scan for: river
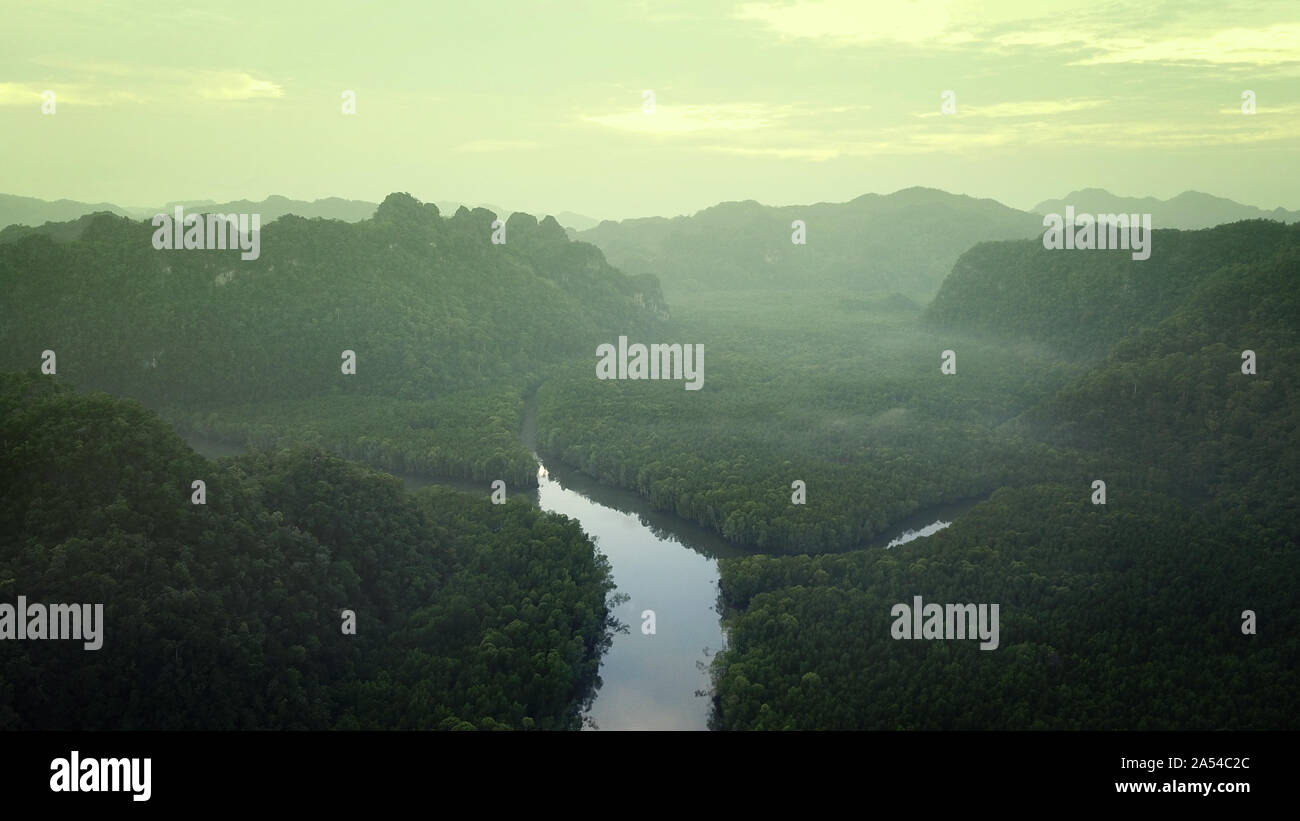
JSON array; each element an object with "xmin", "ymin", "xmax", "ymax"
[{"xmin": 183, "ymin": 418, "xmax": 974, "ymax": 730}]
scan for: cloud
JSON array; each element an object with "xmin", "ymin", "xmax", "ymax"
[
  {"xmin": 693, "ymin": 110, "xmax": 1300, "ymax": 164},
  {"xmin": 457, "ymin": 139, "xmax": 541, "ymax": 152},
  {"xmin": 735, "ymin": 0, "xmax": 1300, "ymax": 69},
  {"xmin": 1217, "ymin": 101, "xmax": 1300, "ymax": 115},
  {"xmin": 1072, "ymin": 23, "xmax": 1300, "ymax": 66},
  {"xmin": 915, "ymin": 99, "xmax": 1108, "ymax": 119},
  {"xmin": 0, "ymin": 83, "xmax": 53, "ymax": 106},
  {"xmin": 0, "ymin": 81, "xmax": 143, "ymax": 106},
  {"xmin": 700, "ymin": 144, "xmax": 842, "ymax": 160},
  {"xmin": 734, "ymin": 0, "xmax": 958, "ymax": 46},
  {"xmin": 0, "ymin": 69, "xmax": 284, "ymax": 106},
  {"xmin": 582, "ymin": 103, "xmax": 780, "ymax": 134},
  {"xmin": 194, "ymin": 72, "xmax": 284, "ymax": 101}
]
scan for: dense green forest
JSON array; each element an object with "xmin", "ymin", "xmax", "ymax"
[
  {"xmin": 712, "ymin": 485, "xmax": 1298, "ymax": 730},
  {"xmin": 576, "ymin": 187, "xmax": 1041, "ymax": 300},
  {"xmin": 927, "ymin": 220, "xmax": 1297, "ymax": 356},
  {"xmin": 1017, "ymin": 235, "xmax": 1300, "ymax": 540},
  {"xmin": 708, "ymin": 220, "xmax": 1299, "ymax": 728},
  {"xmin": 176, "ymin": 387, "xmax": 540, "ymax": 488},
  {"xmin": 0, "ymin": 193, "xmax": 664, "ymax": 483},
  {"xmin": 6, "ymin": 0, "xmax": 1296, "ymax": 743},
  {"xmin": 0, "ymin": 372, "xmax": 617, "ymax": 729},
  {"xmin": 535, "ymin": 289, "xmax": 1092, "ymax": 553},
  {"xmin": 928, "ymin": 220, "xmax": 1300, "ymax": 535},
  {"xmin": 3, "ymin": 193, "xmax": 1295, "ymax": 732},
  {"xmin": 535, "ymin": 221, "xmax": 1295, "ymax": 557}
]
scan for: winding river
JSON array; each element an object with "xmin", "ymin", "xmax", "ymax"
[{"xmin": 183, "ymin": 406, "xmax": 974, "ymax": 731}]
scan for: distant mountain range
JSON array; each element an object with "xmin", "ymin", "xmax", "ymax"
[
  {"xmin": 0, "ymin": 193, "xmax": 601, "ymax": 237},
  {"xmin": 0, "ymin": 194, "xmax": 144, "ymax": 227},
  {"xmin": 157, "ymin": 195, "xmax": 380, "ymax": 223},
  {"xmin": 573, "ymin": 187, "xmax": 1300, "ymax": 298},
  {"xmin": 574, "ymin": 186, "xmax": 1044, "ymax": 299},
  {"xmin": 6, "ymin": 188, "xmax": 1296, "ymax": 291},
  {"xmin": 1033, "ymin": 188, "xmax": 1300, "ymax": 229}
]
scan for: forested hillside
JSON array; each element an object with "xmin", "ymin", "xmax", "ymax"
[
  {"xmin": 5, "ymin": 195, "xmax": 1294, "ymax": 733},
  {"xmin": 0, "ymin": 192, "xmax": 662, "ymax": 404},
  {"xmin": 0, "ymin": 192, "xmax": 665, "ymax": 483},
  {"xmin": 710, "ymin": 220, "xmax": 1300, "ymax": 729},
  {"xmin": 1018, "ymin": 232, "xmax": 1300, "ymax": 539},
  {"xmin": 712, "ymin": 485, "xmax": 1299, "ymax": 730},
  {"xmin": 0, "ymin": 373, "xmax": 617, "ymax": 729},
  {"xmin": 0, "ymin": 197, "xmax": 382, "ymax": 245},
  {"xmin": 929, "ymin": 219, "xmax": 1299, "ymax": 531},
  {"xmin": 577, "ymin": 187, "xmax": 1042, "ymax": 300},
  {"xmin": 0, "ymin": 211, "xmax": 123, "ymax": 245},
  {"xmin": 927, "ymin": 220, "xmax": 1297, "ymax": 356}
]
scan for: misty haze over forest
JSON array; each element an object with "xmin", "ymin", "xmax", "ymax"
[{"xmin": 1, "ymin": 1, "xmax": 1296, "ymax": 755}]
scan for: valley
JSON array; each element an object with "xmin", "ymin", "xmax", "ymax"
[{"xmin": 1, "ymin": 194, "xmax": 1296, "ymax": 732}]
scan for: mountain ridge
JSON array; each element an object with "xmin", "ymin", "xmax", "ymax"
[
  {"xmin": 0, "ymin": 193, "xmax": 601, "ymax": 237},
  {"xmin": 1033, "ymin": 188, "xmax": 1300, "ymax": 228},
  {"xmin": 574, "ymin": 187, "xmax": 1045, "ymax": 299}
]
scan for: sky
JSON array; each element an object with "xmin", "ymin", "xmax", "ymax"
[{"xmin": 1, "ymin": 0, "xmax": 1298, "ymax": 220}]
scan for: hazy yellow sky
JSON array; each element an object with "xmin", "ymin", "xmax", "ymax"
[{"xmin": 2, "ymin": 0, "xmax": 1298, "ymax": 219}]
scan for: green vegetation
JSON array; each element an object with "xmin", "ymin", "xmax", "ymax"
[
  {"xmin": 0, "ymin": 193, "xmax": 664, "ymax": 483},
  {"xmin": 927, "ymin": 221, "xmax": 1295, "ymax": 356},
  {"xmin": 3, "ymin": 190, "xmax": 1295, "ymax": 732},
  {"xmin": 929, "ymin": 220, "xmax": 1300, "ymax": 536},
  {"xmin": 1018, "ymin": 232, "xmax": 1300, "ymax": 540},
  {"xmin": 709, "ymin": 220, "xmax": 1300, "ymax": 729},
  {"xmin": 713, "ymin": 485, "xmax": 1298, "ymax": 730},
  {"xmin": 172, "ymin": 386, "xmax": 538, "ymax": 488},
  {"xmin": 536, "ymin": 289, "xmax": 1088, "ymax": 553},
  {"xmin": 0, "ymin": 373, "xmax": 617, "ymax": 729}
]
